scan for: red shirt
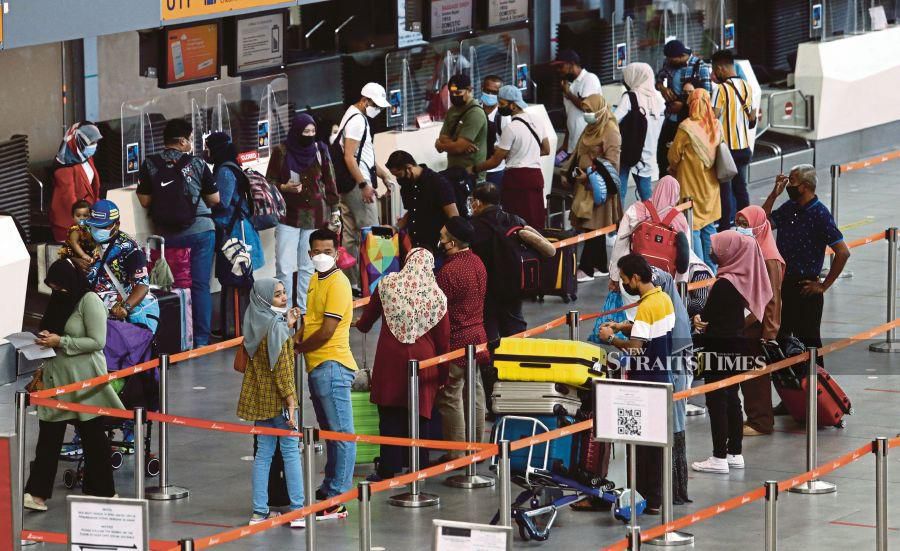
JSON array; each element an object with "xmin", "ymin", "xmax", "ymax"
[{"xmin": 436, "ymin": 249, "xmax": 490, "ymax": 365}]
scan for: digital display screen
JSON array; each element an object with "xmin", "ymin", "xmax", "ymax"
[{"xmin": 162, "ymin": 22, "xmax": 220, "ymax": 87}]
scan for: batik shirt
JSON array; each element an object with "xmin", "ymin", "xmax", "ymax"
[{"xmin": 85, "ymin": 230, "xmax": 150, "ymax": 310}]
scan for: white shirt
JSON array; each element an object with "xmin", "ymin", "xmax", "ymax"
[
  {"xmin": 332, "ymin": 105, "xmax": 375, "ymax": 180},
  {"xmin": 563, "ymin": 68, "xmax": 603, "ymax": 153},
  {"xmin": 486, "ymin": 108, "xmax": 510, "ymax": 173},
  {"xmin": 496, "ymin": 112, "xmax": 547, "ymax": 169},
  {"xmin": 613, "ymin": 91, "xmax": 666, "ymax": 179},
  {"xmin": 80, "ymin": 160, "xmax": 95, "ymax": 184}
]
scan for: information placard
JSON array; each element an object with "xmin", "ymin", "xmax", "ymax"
[
  {"xmin": 67, "ymin": 496, "xmax": 148, "ymax": 551},
  {"xmin": 235, "ymin": 12, "xmax": 283, "ymax": 74},
  {"xmin": 429, "ymin": 0, "xmax": 474, "ymax": 38},
  {"xmin": 488, "ymin": 0, "xmax": 529, "ymax": 28},
  {"xmin": 593, "ymin": 379, "xmax": 672, "ymax": 447},
  {"xmin": 433, "ymin": 519, "xmax": 511, "ymax": 550}
]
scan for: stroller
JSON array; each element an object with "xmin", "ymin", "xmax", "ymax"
[{"xmin": 489, "ymin": 413, "xmax": 646, "ymax": 542}]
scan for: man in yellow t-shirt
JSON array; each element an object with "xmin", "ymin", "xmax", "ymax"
[{"xmin": 296, "ymin": 228, "xmax": 357, "ymax": 517}]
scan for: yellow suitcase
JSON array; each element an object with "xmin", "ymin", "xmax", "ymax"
[{"xmin": 493, "ymin": 338, "xmax": 606, "ymax": 388}]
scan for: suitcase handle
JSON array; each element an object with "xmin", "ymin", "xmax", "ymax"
[
  {"xmin": 146, "ymin": 234, "xmax": 166, "ymax": 258},
  {"xmin": 367, "ymin": 225, "xmax": 395, "ymax": 238}
]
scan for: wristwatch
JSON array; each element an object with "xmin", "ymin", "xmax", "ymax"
[
  {"xmin": 357, "ymin": 181, "xmax": 369, "ymax": 189},
  {"xmin": 122, "ymin": 302, "xmax": 134, "ymax": 314},
  {"xmin": 606, "ymin": 334, "xmax": 615, "ymax": 345}
]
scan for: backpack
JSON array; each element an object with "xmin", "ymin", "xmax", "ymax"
[
  {"xmin": 246, "ymin": 168, "xmax": 286, "ymax": 231},
  {"xmin": 619, "ymin": 92, "xmax": 648, "ymax": 169},
  {"xmin": 482, "ymin": 218, "xmax": 539, "ymax": 301},
  {"xmin": 146, "ymin": 154, "xmax": 201, "ymax": 233},
  {"xmin": 439, "ymin": 166, "xmax": 475, "ymax": 218},
  {"xmin": 330, "ymin": 112, "xmax": 368, "ymax": 194},
  {"xmin": 630, "ymin": 201, "xmax": 680, "ymax": 275}
]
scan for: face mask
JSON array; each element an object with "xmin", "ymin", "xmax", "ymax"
[
  {"xmin": 311, "ymin": 253, "xmax": 336, "ymax": 273},
  {"xmin": 622, "ymin": 281, "xmax": 639, "ymax": 297},
  {"xmin": 365, "ymin": 105, "xmax": 382, "ymax": 118},
  {"xmin": 565, "ymin": 72, "xmax": 578, "ymax": 83},
  {"xmin": 709, "ymin": 252, "xmax": 720, "ymax": 266},
  {"xmin": 270, "ymin": 305, "xmax": 288, "ymax": 315},
  {"xmin": 90, "ymin": 226, "xmax": 114, "ymax": 243},
  {"xmin": 450, "ymin": 94, "xmax": 467, "ymax": 108},
  {"xmin": 83, "ymin": 144, "xmax": 97, "ymax": 158},
  {"xmin": 77, "ymin": 219, "xmax": 87, "ymax": 227},
  {"xmin": 583, "ymin": 112, "xmax": 598, "ymax": 124},
  {"xmin": 498, "ymin": 106, "xmax": 514, "ymax": 117},
  {"xmin": 735, "ymin": 226, "xmax": 754, "ymax": 237},
  {"xmin": 786, "ymin": 185, "xmax": 802, "ymax": 201},
  {"xmin": 297, "ymin": 135, "xmax": 316, "ymax": 147},
  {"xmin": 481, "ymin": 93, "xmax": 498, "ymax": 107},
  {"xmin": 436, "ymin": 239, "xmax": 449, "ymax": 254}
]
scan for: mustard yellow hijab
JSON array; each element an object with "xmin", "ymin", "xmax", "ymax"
[{"xmin": 577, "ymin": 94, "xmax": 619, "ymax": 153}]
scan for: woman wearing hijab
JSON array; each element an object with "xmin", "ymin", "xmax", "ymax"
[
  {"xmin": 736, "ymin": 205, "xmax": 785, "ymax": 436},
  {"xmin": 235, "ymin": 278, "xmax": 306, "ymax": 527},
  {"xmin": 691, "ymin": 231, "xmax": 773, "ymax": 474},
  {"xmin": 266, "ymin": 114, "xmax": 340, "ymax": 311},
  {"xmin": 23, "ymin": 259, "xmax": 123, "ymax": 511},
  {"xmin": 608, "ymin": 175, "xmax": 691, "ymax": 291},
  {"xmin": 356, "ymin": 248, "xmax": 450, "ymax": 481},
  {"xmin": 49, "ymin": 122, "xmax": 103, "ymax": 242},
  {"xmin": 614, "ymin": 62, "xmax": 666, "ymax": 204},
  {"xmin": 565, "ymin": 93, "xmax": 624, "ymax": 282},
  {"xmin": 667, "ymin": 89, "xmax": 722, "ymax": 271}
]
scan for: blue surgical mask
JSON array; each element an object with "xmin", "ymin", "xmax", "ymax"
[
  {"xmin": 583, "ymin": 112, "xmax": 598, "ymax": 124},
  {"xmin": 481, "ymin": 93, "xmax": 498, "ymax": 107},
  {"xmin": 83, "ymin": 144, "xmax": 97, "ymax": 158},
  {"xmin": 77, "ymin": 219, "xmax": 87, "ymax": 227},
  {"xmin": 90, "ymin": 226, "xmax": 114, "ymax": 243},
  {"xmin": 735, "ymin": 226, "xmax": 754, "ymax": 237}
]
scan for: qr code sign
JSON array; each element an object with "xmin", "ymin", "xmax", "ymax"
[{"xmin": 617, "ymin": 407, "xmax": 643, "ymax": 437}]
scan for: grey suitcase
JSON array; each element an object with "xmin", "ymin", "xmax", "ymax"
[{"xmin": 491, "ymin": 382, "xmax": 583, "ymax": 416}]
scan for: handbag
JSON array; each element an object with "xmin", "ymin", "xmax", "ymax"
[
  {"xmin": 26, "ymin": 366, "xmax": 44, "ymax": 392},
  {"xmin": 233, "ymin": 346, "xmax": 248, "ymax": 374},
  {"xmin": 715, "ymin": 141, "xmax": 738, "ymax": 183}
]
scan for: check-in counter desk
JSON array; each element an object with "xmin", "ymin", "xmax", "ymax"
[{"xmin": 0, "ymin": 215, "xmax": 31, "ymax": 383}]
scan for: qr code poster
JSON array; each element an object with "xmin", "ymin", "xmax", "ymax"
[{"xmin": 594, "ymin": 380, "xmax": 672, "ymax": 446}]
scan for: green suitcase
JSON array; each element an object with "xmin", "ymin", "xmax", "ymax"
[{"xmin": 351, "ymin": 391, "xmax": 380, "ymax": 464}]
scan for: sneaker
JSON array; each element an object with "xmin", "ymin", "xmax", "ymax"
[
  {"xmin": 316, "ymin": 504, "xmax": 349, "ymax": 521},
  {"xmin": 24, "ymin": 493, "xmax": 47, "ymax": 512},
  {"xmin": 644, "ymin": 505, "xmax": 662, "ymax": 515},
  {"xmin": 289, "ymin": 517, "xmax": 306, "ymax": 529},
  {"xmin": 576, "ymin": 269, "xmax": 595, "ymax": 283},
  {"xmin": 726, "ymin": 454, "xmax": 745, "ymax": 469},
  {"xmin": 691, "ymin": 456, "xmax": 729, "ymax": 474},
  {"xmin": 743, "ymin": 425, "xmax": 768, "ymax": 437},
  {"xmin": 249, "ymin": 511, "xmax": 279, "ymax": 525},
  {"xmin": 59, "ymin": 443, "xmax": 83, "ymax": 457},
  {"xmin": 685, "ymin": 404, "xmax": 707, "ymax": 416},
  {"xmin": 315, "ymin": 488, "xmax": 328, "ymax": 501},
  {"xmin": 594, "ymin": 269, "xmax": 609, "ymax": 277}
]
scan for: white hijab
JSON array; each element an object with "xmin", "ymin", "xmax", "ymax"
[{"xmin": 623, "ymin": 62, "xmax": 665, "ymax": 117}]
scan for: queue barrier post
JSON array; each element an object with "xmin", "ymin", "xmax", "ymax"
[
  {"xmin": 567, "ymin": 310, "xmax": 580, "ymax": 341},
  {"xmin": 870, "ymin": 227, "xmax": 900, "ymax": 352},
  {"xmin": 303, "ymin": 426, "xmax": 318, "ymax": 550},
  {"xmin": 684, "ymin": 196, "xmax": 694, "ymax": 255},
  {"xmin": 445, "ymin": 345, "xmax": 494, "ymax": 489},
  {"xmin": 822, "ymin": 164, "xmax": 852, "ymax": 279},
  {"xmin": 389, "ymin": 360, "xmax": 439, "ymax": 507},
  {"xmin": 15, "ymin": 391, "xmax": 34, "ymax": 550},
  {"xmin": 497, "ymin": 439, "xmax": 512, "ymax": 546},
  {"xmin": 179, "ymin": 538, "xmax": 195, "ymax": 551},
  {"xmin": 627, "ymin": 444, "xmax": 641, "ymax": 549},
  {"xmin": 874, "ymin": 437, "xmax": 888, "ymax": 551},
  {"xmin": 765, "ymin": 480, "xmax": 778, "ymax": 551},
  {"xmin": 147, "ymin": 354, "xmax": 189, "ymax": 501},
  {"xmin": 358, "ymin": 481, "xmax": 372, "ymax": 551},
  {"xmin": 789, "ymin": 348, "xmax": 836, "ymax": 495},
  {"xmin": 133, "ymin": 407, "xmax": 146, "ymax": 500},
  {"xmin": 646, "ymin": 443, "xmax": 693, "ymax": 547},
  {"xmin": 628, "ymin": 527, "xmax": 642, "ymax": 550}
]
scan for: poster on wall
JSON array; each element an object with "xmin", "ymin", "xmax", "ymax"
[
  {"xmin": 389, "ymin": 89, "xmax": 403, "ymax": 118},
  {"xmin": 429, "ymin": 0, "xmax": 474, "ymax": 39},
  {"xmin": 126, "ymin": 143, "xmax": 140, "ymax": 174},
  {"xmin": 233, "ymin": 12, "xmax": 284, "ymax": 75},
  {"xmin": 257, "ymin": 120, "xmax": 270, "ymax": 150},
  {"xmin": 161, "ymin": 0, "xmax": 294, "ymax": 22},
  {"xmin": 615, "ymin": 43, "xmax": 627, "ymax": 70},
  {"xmin": 162, "ymin": 22, "xmax": 220, "ymax": 87},
  {"xmin": 723, "ymin": 22, "xmax": 735, "ymax": 49},
  {"xmin": 516, "ymin": 64, "xmax": 529, "ymax": 91},
  {"xmin": 811, "ymin": 4, "xmax": 823, "ymax": 30},
  {"xmin": 487, "ymin": 0, "xmax": 529, "ymax": 28}
]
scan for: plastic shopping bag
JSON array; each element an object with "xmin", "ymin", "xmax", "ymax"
[{"xmin": 588, "ymin": 291, "xmax": 629, "ymax": 344}]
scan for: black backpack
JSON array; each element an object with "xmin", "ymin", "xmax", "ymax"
[
  {"xmin": 146, "ymin": 154, "xmax": 201, "ymax": 233},
  {"xmin": 619, "ymin": 91, "xmax": 648, "ymax": 170},
  {"xmin": 329, "ymin": 112, "xmax": 367, "ymax": 194},
  {"xmin": 439, "ymin": 166, "xmax": 475, "ymax": 218},
  {"xmin": 480, "ymin": 216, "xmax": 538, "ymax": 302}
]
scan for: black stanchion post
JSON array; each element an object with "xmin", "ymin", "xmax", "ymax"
[
  {"xmin": 358, "ymin": 481, "xmax": 372, "ymax": 551},
  {"xmin": 567, "ymin": 310, "xmax": 580, "ymax": 341},
  {"xmin": 874, "ymin": 437, "xmax": 888, "ymax": 551},
  {"xmin": 133, "ymin": 407, "xmax": 145, "ymax": 500},
  {"xmin": 303, "ymin": 426, "xmax": 317, "ymax": 549}
]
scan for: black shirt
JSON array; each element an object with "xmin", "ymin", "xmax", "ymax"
[
  {"xmin": 698, "ymin": 278, "xmax": 749, "ymax": 355},
  {"xmin": 400, "ymin": 166, "xmax": 457, "ymax": 249}
]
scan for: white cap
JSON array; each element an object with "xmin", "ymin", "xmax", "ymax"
[{"xmin": 361, "ymin": 82, "xmax": 390, "ymax": 108}]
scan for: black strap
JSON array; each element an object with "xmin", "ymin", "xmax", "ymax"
[
  {"xmin": 726, "ymin": 78, "xmax": 753, "ymax": 120},
  {"xmin": 450, "ymin": 104, "xmax": 481, "ymax": 140},
  {"xmin": 512, "ymin": 117, "xmax": 541, "ymax": 147},
  {"xmin": 336, "ymin": 112, "xmax": 366, "ymax": 168},
  {"xmin": 690, "ymin": 58, "xmax": 703, "ymax": 81}
]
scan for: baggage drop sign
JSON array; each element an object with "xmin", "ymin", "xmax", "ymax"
[{"xmin": 161, "ymin": 0, "xmax": 293, "ymax": 22}]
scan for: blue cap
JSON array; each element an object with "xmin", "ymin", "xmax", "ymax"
[
  {"xmin": 663, "ymin": 40, "xmax": 691, "ymax": 58},
  {"xmin": 498, "ymin": 85, "xmax": 528, "ymax": 110},
  {"xmin": 84, "ymin": 199, "xmax": 120, "ymax": 228}
]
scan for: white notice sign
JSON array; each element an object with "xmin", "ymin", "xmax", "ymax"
[
  {"xmin": 488, "ymin": 0, "xmax": 528, "ymax": 27},
  {"xmin": 430, "ymin": 0, "xmax": 474, "ymax": 38},
  {"xmin": 594, "ymin": 379, "xmax": 672, "ymax": 447},
  {"xmin": 433, "ymin": 519, "xmax": 511, "ymax": 550},
  {"xmin": 236, "ymin": 12, "xmax": 284, "ymax": 73},
  {"xmin": 68, "ymin": 496, "xmax": 148, "ymax": 551}
]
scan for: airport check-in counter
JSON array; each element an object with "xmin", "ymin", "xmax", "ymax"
[{"xmin": 0, "ymin": 215, "xmax": 31, "ymax": 384}]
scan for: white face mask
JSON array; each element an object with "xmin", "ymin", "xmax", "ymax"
[
  {"xmin": 583, "ymin": 112, "xmax": 598, "ymax": 124},
  {"xmin": 270, "ymin": 305, "xmax": 288, "ymax": 315},
  {"xmin": 311, "ymin": 253, "xmax": 336, "ymax": 273},
  {"xmin": 365, "ymin": 105, "xmax": 382, "ymax": 118}
]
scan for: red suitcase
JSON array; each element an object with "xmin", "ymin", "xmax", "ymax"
[{"xmin": 775, "ymin": 366, "xmax": 852, "ymax": 428}]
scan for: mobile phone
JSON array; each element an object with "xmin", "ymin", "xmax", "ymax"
[{"xmin": 170, "ymin": 40, "xmax": 185, "ymax": 80}]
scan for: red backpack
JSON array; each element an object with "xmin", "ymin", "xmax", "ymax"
[{"xmin": 630, "ymin": 201, "xmax": 680, "ymax": 275}]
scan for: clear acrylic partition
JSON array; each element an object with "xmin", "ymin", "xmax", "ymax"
[
  {"xmin": 384, "ymin": 41, "xmax": 460, "ymax": 131},
  {"xmin": 461, "ymin": 27, "xmax": 532, "ymax": 102}
]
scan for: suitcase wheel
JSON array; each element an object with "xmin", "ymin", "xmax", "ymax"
[
  {"xmin": 834, "ymin": 419, "xmax": 846, "ymax": 429},
  {"xmin": 562, "ymin": 296, "xmax": 570, "ymax": 304},
  {"xmin": 63, "ymin": 469, "xmax": 77, "ymax": 489},
  {"xmin": 848, "ymin": 407, "xmax": 855, "ymax": 415},
  {"xmin": 146, "ymin": 457, "xmax": 161, "ymax": 477}
]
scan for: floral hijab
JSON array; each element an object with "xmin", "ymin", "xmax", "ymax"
[{"xmin": 377, "ymin": 248, "xmax": 447, "ymax": 344}]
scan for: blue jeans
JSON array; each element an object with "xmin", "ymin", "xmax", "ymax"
[
  {"xmin": 275, "ymin": 225, "xmax": 315, "ymax": 312},
  {"xmin": 692, "ymin": 224, "xmax": 717, "ymax": 273},
  {"xmin": 485, "ymin": 169, "xmax": 505, "ymax": 190},
  {"xmin": 307, "ymin": 360, "xmax": 356, "ymax": 497},
  {"xmin": 618, "ymin": 167, "xmax": 652, "ymax": 210},
  {"xmin": 166, "ymin": 230, "xmax": 215, "ymax": 346},
  {"xmin": 253, "ymin": 414, "xmax": 305, "ymax": 514}
]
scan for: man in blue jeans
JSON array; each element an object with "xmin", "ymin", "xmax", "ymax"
[
  {"xmin": 137, "ymin": 119, "xmax": 219, "ymax": 347},
  {"xmin": 296, "ymin": 228, "xmax": 356, "ymax": 519}
]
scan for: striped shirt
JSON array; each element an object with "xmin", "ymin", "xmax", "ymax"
[
  {"xmin": 628, "ymin": 287, "xmax": 675, "ymax": 383},
  {"xmin": 712, "ymin": 77, "xmax": 753, "ymax": 150}
]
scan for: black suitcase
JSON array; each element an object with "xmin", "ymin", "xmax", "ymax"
[
  {"xmin": 528, "ymin": 228, "xmax": 577, "ymax": 303},
  {"xmin": 252, "ymin": 437, "xmax": 290, "ymax": 507},
  {"xmin": 153, "ymin": 290, "xmax": 189, "ymax": 355}
]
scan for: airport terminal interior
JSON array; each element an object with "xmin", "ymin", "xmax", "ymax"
[{"xmin": 1, "ymin": 0, "xmax": 900, "ymax": 550}]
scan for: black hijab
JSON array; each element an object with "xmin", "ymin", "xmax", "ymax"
[
  {"xmin": 40, "ymin": 259, "xmax": 91, "ymax": 334},
  {"xmin": 206, "ymin": 131, "xmax": 238, "ymax": 173}
]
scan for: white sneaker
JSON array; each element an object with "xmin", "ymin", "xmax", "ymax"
[
  {"xmin": 685, "ymin": 404, "xmax": 707, "ymax": 416},
  {"xmin": 24, "ymin": 493, "xmax": 47, "ymax": 512},
  {"xmin": 727, "ymin": 454, "xmax": 745, "ymax": 469},
  {"xmin": 691, "ymin": 456, "xmax": 729, "ymax": 474},
  {"xmin": 594, "ymin": 269, "xmax": 610, "ymax": 277},
  {"xmin": 249, "ymin": 511, "xmax": 279, "ymax": 525},
  {"xmin": 576, "ymin": 270, "xmax": 595, "ymax": 283},
  {"xmin": 289, "ymin": 517, "xmax": 306, "ymax": 529}
]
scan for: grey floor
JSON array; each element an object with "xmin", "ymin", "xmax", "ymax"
[{"xmin": 3, "ymin": 163, "xmax": 900, "ymax": 550}]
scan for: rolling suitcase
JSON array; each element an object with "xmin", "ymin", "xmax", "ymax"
[
  {"xmin": 359, "ymin": 226, "xmax": 401, "ymax": 297},
  {"xmin": 493, "ymin": 338, "xmax": 606, "ymax": 388},
  {"xmin": 491, "ymin": 382, "xmax": 583, "ymax": 416},
  {"xmin": 351, "ymin": 392, "xmax": 380, "ymax": 464},
  {"xmin": 532, "ymin": 228, "xmax": 578, "ymax": 303},
  {"xmin": 774, "ymin": 366, "xmax": 852, "ymax": 428},
  {"xmin": 154, "ymin": 288, "xmax": 193, "ymax": 354},
  {"xmin": 495, "ymin": 414, "xmax": 576, "ymax": 474}
]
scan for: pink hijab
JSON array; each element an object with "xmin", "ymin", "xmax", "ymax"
[
  {"xmin": 737, "ymin": 205, "xmax": 784, "ymax": 268},
  {"xmin": 711, "ymin": 230, "xmax": 773, "ymax": 322},
  {"xmin": 633, "ymin": 176, "xmax": 691, "ymax": 236}
]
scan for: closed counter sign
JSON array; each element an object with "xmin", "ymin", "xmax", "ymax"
[{"xmin": 162, "ymin": 0, "xmax": 292, "ymax": 22}]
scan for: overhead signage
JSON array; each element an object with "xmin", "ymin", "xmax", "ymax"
[
  {"xmin": 161, "ymin": 0, "xmax": 293, "ymax": 22},
  {"xmin": 67, "ymin": 496, "xmax": 149, "ymax": 551},
  {"xmin": 429, "ymin": 0, "xmax": 474, "ymax": 38},
  {"xmin": 235, "ymin": 12, "xmax": 284, "ymax": 74},
  {"xmin": 594, "ymin": 379, "xmax": 672, "ymax": 447},
  {"xmin": 162, "ymin": 22, "xmax": 220, "ymax": 87},
  {"xmin": 488, "ymin": 0, "xmax": 528, "ymax": 28}
]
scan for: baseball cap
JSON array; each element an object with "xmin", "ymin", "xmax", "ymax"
[
  {"xmin": 448, "ymin": 73, "xmax": 472, "ymax": 91},
  {"xmin": 84, "ymin": 199, "xmax": 120, "ymax": 228},
  {"xmin": 361, "ymin": 82, "xmax": 390, "ymax": 109},
  {"xmin": 552, "ymin": 49, "xmax": 580, "ymax": 65},
  {"xmin": 498, "ymin": 85, "xmax": 528, "ymax": 110},
  {"xmin": 663, "ymin": 40, "xmax": 692, "ymax": 58}
]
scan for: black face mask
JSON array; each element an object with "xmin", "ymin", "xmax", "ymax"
[
  {"xmin": 564, "ymin": 72, "xmax": 578, "ymax": 83},
  {"xmin": 622, "ymin": 281, "xmax": 639, "ymax": 297},
  {"xmin": 436, "ymin": 240, "xmax": 448, "ymax": 254},
  {"xmin": 297, "ymin": 135, "xmax": 316, "ymax": 147},
  {"xmin": 709, "ymin": 252, "xmax": 720, "ymax": 266},
  {"xmin": 786, "ymin": 185, "xmax": 803, "ymax": 201},
  {"xmin": 498, "ymin": 106, "xmax": 514, "ymax": 117},
  {"xmin": 450, "ymin": 94, "xmax": 467, "ymax": 107}
]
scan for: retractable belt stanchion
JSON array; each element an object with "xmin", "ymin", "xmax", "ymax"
[
  {"xmin": 296, "ymin": 354, "xmax": 324, "ymax": 455},
  {"xmin": 303, "ymin": 426, "xmax": 318, "ymax": 549},
  {"xmin": 179, "ymin": 538, "xmax": 195, "ymax": 551},
  {"xmin": 133, "ymin": 407, "xmax": 146, "ymax": 500},
  {"xmin": 823, "ymin": 165, "xmax": 852, "ymax": 279},
  {"xmin": 627, "ymin": 444, "xmax": 640, "ymax": 550},
  {"xmin": 446, "ymin": 345, "xmax": 495, "ymax": 489},
  {"xmin": 15, "ymin": 391, "xmax": 34, "ymax": 549},
  {"xmin": 567, "ymin": 310, "xmax": 580, "ymax": 341},
  {"xmin": 389, "ymin": 360, "xmax": 439, "ymax": 507},
  {"xmin": 874, "ymin": 437, "xmax": 888, "ymax": 551},
  {"xmin": 147, "ymin": 354, "xmax": 189, "ymax": 500},
  {"xmin": 684, "ymin": 197, "xmax": 694, "ymax": 255},
  {"xmin": 789, "ymin": 348, "xmax": 836, "ymax": 494},
  {"xmin": 870, "ymin": 227, "xmax": 900, "ymax": 352},
  {"xmin": 765, "ymin": 481, "xmax": 778, "ymax": 551},
  {"xmin": 646, "ymin": 444, "xmax": 693, "ymax": 546},
  {"xmin": 358, "ymin": 481, "xmax": 372, "ymax": 551},
  {"xmin": 497, "ymin": 439, "xmax": 512, "ymax": 551}
]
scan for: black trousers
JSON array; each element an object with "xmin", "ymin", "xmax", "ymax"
[
  {"xmin": 657, "ymin": 118, "xmax": 679, "ymax": 176},
  {"xmin": 779, "ymin": 277, "xmax": 825, "ymax": 368},
  {"xmin": 25, "ymin": 417, "xmax": 116, "ymax": 500},
  {"xmin": 484, "ymin": 296, "xmax": 527, "ymax": 343},
  {"xmin": 630, "ymin": 445, "xmax": 662, "ymax": 509},
  {"xmin": 377, "ymin": 406, "xmax": 432, "ymax": 477},
  {"xmin": 578, "ymin": 236, "xmax": 608, "ymax": 274},
  {"xmin": 704, "ymin": 367, "xmax": 743, "ymax": 459}
]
